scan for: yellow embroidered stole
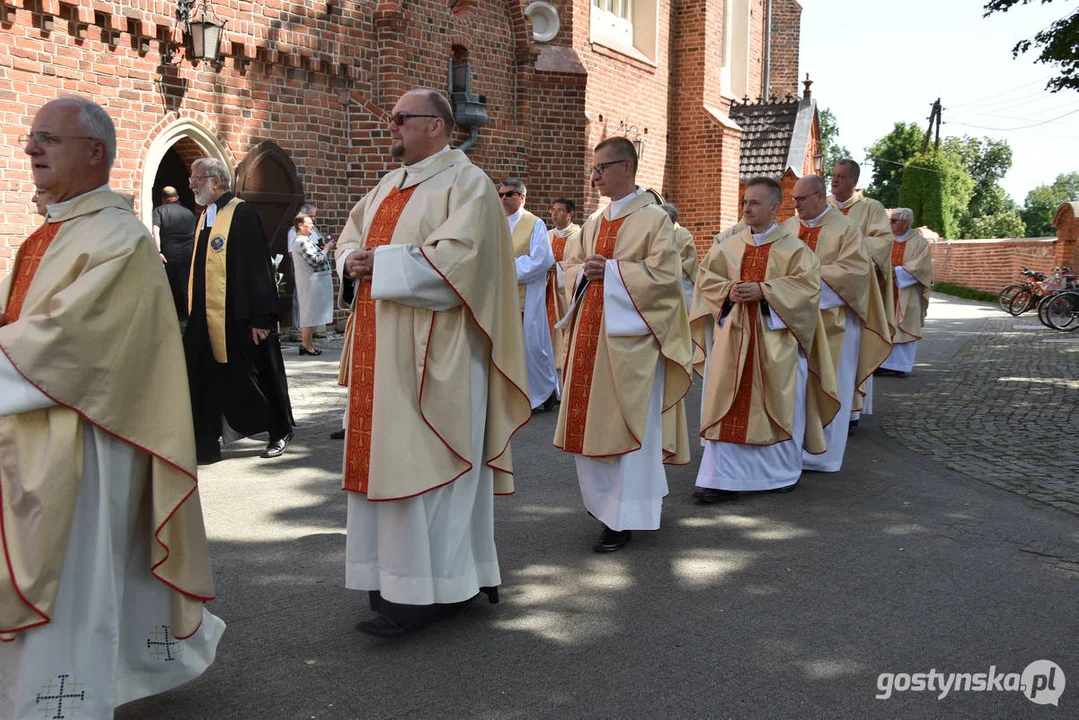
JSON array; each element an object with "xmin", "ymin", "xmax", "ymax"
[
  {"xmin": 511, "ymin": 211, "xmax": 539, "ymax": 312},
  {"xmin": 189, "ymin": 197, "xmax": 243, "ymax": 363}
]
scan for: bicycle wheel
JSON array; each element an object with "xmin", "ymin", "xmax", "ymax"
[
  {"xmin": 1009, "ymin": 288, "xmax": 1033, "ymax": 315},
  {"xmin": 998, "ymin": 284, "xmax": 1026, "ymax": 313},
  {"xmin": 1037, "ymin": 294, "xmax": 1057, "ymax": 328},
  {"xmin": 1046, "ymin": 292, "xmax": 1079, "ymax": 331}
]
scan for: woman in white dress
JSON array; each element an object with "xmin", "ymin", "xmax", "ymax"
[{"xmin": 290, "ymin": 213, "xmax": 335, "ymax": 355}]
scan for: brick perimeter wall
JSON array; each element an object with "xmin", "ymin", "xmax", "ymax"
[{"xmin": 929, "ymin": 238, "xmax": 1072, "ymax": 294}]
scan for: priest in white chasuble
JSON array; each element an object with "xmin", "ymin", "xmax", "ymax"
[
  {"xmin": 660, "ymin": 203, "xmax": 701, "ymax": 311},
  {"xmin": 0, "ymin": 97, "xmax": 223, "ymax": 719},
  {"xmin": 782, "ymin": 174, "xmax": 891, "ymax": 472},
  {"xmin": 691, "ymin": 177, "xmax": 840, "ymax": 502},
  {"xmin": 879, "ymin": 208, "xmax": 933, "ymax": 376},
  {"xmin": 501, "ymin": 178, "xmax": 559, "ymax": 411},
  {"xmin": 335, "ymin": 89, "xmax": 531, "ymax": 638},
  {"xmin": 546, "ymin": 197, "xmax": 580, "ymax": 371},
  {"xmin": 827, "ymin": 158, "xmax": 895, "ymax": 421},
  {"xmin": 553, "ymin": 137, "xmax": 692, "ymax": 553}
]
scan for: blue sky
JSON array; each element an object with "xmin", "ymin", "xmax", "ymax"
[{"xmin": 800, "ymin": 0, "xmax": 1079, "ymax": 204}]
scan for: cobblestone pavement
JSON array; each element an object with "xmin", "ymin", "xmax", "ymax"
[{"xmin": 879, "ymin": 294, "xmax": 1079, "ymax": 515}]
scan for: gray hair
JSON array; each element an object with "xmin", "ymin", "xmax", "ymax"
[
  {"xmin": 192, "ymin": 157, "xmax": 232, "ymax": 191},
  {"xmin": 660, "ymin": 203, "xmax": 680, "ymax": 224},
  {"xmin": 300, "ymin": 203, "xmax": 317, "ymax": 214},
  {"xmin": 499, "ymin": 178, "xmax": 526, "ymax": 195},
  {"xmin": 56, "ymin": 96, "xmax": 116, "ymax": 166},
  {"xmin": 892, "ymin": 207, "xmax": 914, "ymax": 223}
]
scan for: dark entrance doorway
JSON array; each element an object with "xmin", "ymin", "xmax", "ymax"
[
  {"xmin": 234, "ymin": 141, "xmax": 305, "ymax": 326},
  {"xmin": 151, "ymin": 146, "xmax": 198, "ymax": 213}
]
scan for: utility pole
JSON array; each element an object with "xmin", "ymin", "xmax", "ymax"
[{"xmin": 922, "ymin": 98, "xmax": 942, "ymax": 154}]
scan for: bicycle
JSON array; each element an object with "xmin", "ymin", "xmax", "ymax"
[
  {"xmin": 1044, "ymin": 290, "xmax": 1079, "ymax": 331},
  {"xmin": 999, "ymin": 266, "xmax": 1046, "ymax": 315},
  {"xmin": 1007, "ymin": 266, "xmax": 1072, "ymax": 316}
]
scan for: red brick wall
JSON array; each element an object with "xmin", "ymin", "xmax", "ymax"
[
  {"xmin": 767, "ymin": 0, "xmax": 801, "ymax": 99},
  {"xmin": 930, "ymin": 238, "xmax": 1070, "ymax": 294}
]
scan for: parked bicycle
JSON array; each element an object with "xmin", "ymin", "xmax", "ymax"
[
  {"xmin": 998, "ymin": 266, "xmax": 1046, "ymax": 315},
  {"xmin": 1043, "ymin": 290, "xmax": 1079, "ymax": 331},
  {"xmin": 1004, "ymin": 266, "xmax": 1074, "ymax": 316}
]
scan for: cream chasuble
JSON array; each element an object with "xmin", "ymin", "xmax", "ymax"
[
  {"xmin": 829, "ymin": 190, "xmax": 896, "ymax": 335},
  {"xmin": 335, "ymin": 147, "xmax": 530, "ymax": 501},
  {"xmin": 882, "ymin": 230, "xmax": 933, "ymax": 372},
  {"xmin": 783, "ymin": 208, "xmax": 890, "ymax": 472},
  {"xmin": 546, "ymin": 223, "xmax": 580, "ymax": 370},
  {"xmin": 689, "ymin": 224, "xmax": 840, "ymax": 490},
  {"xmin": 673, "ymin": 223, "xmax": 700, "ymax": 310},
  {"xmin": 553, "ymin": 191, "xmax": 691, "ymax": 531},
  {"xmin": 0, "ymin": 190, "xmax": 222, "ymax": 716},
  {"xmin": 511, "ymin": 208, "xmax": 559, "ymax": 408}
]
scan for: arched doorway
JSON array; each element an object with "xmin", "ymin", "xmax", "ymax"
[
  {"xmin": 149, "ymin": 141, "xmax": 200, "ymax": 214},
  {"xmin": 140, "ymin": 118, "xmax": 231, "ymax": 226},
  {"xmin": 234, "ymin": 141, "xmax": 305, "ymax": 326}
]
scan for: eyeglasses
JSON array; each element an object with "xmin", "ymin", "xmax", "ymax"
[
  {"xmin": 390, "ymin": 112, "xmax": 439, "ymax": 126},
  {"xmin": 189, "ymin": 175, "xmax": 212, "ymax": 182},
  {"xmin": 590, "ymin": 159, "xmax": 628, "ymax": 176},
  {"xmin": 792, "ymin": 193, "xmax": 823, "ymax": 203},
  {"xmin": 19, "ymin": 131, "xmax": 98, "ymax": 146},
  {"xmin": 888, "ymin": 218, "xmax": 902, "ymax": 223},
  {"xmin": 498, "ymin": 191, "xmax": 520, "ymax": 198}
]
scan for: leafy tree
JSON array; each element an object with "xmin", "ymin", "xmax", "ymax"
[
  {"xmin": 864, "ymin": 122, "xmax": 923, "ymax": 208},
  {"xmin": 964, "ymin": 210, "xmax": 1027, "ymax": 238},
  {"xmin": 1021, "ymin": 171, "xmax": 1079, "ymax": 236},
  {"xmin": 818, "ymin": 107, "xmax": 850, "ymax": 178},
  {"xmin": 943, "ymin": 135, "xmax": 1016, "ymax": 236},
  {"xmin": 984, "ymin": 1, "xmax": 1079, "ymax": 92},
  {"xmin": 898, "ymin": 152, "xmax": 975, "ymax": 238}
]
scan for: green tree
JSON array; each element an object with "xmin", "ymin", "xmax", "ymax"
[
  {"xmin": 942, "ymin": 135, "xmax": 1016, "ymax": 237},
  {"xmin": 864, "ymin": 122, "xmax": 924, "ymax": 208},
  {"xmin": 964, "ymin": 210, "xmax": 1027, "ymax": 238},
  {"xmin": 1021, "ymin": 171, "xmax": 1079, "ymax": 236},
  {"xmin": 898, "ymin": 152, "xmax": 975, "ymax": 238},
  {"xmin": 818, "ymin": 107, "xmax": 851, "ymax": 178},
  {"xmin": 984, "ymin": 1, "xmax": 1079, "ymax": 92}
]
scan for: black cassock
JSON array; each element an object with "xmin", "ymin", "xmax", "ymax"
[{"xmin": 183, "ymin": 192, "xmax": 294, "ymax": 454}]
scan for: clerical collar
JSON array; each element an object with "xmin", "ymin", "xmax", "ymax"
[
  {"xmin": 607, "ymin": 187, "xmax": 644, "ymax": 219},
  {"xmin": 507, "ymin": 207, "xmax": 526, "ymax": 230},
  {"xmin": 805, "ymin": 206, "xmax": 830, "ymax": 228},
  {"xmin": 750, "ymin": 222, "xmax": 778, "ymax": 245},
  {"xmin": 401, "ymin": 145, "xmax": 451, "ymax": 186},
  {"xmin": 47, "ymin": 184, "xmax": 110, "ymax": 219},
  {"xmin": 896, "ymin": 229, "xmax": 913, "ymax": 242},
  {"xmin": 554, "ymin": 223, "xmax": 574, "ymax": 236},
  {"xmin": 835, "ymin": 193, "xmax": 858, "ymax": 209}
]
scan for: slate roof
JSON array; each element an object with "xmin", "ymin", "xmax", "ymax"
[{"xmin": 729, "ymin": 95, "xmax": 817, "ymax": 180}]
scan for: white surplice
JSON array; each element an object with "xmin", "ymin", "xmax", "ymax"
[
  {"xmin": 803, "ymin": 307, "xmax": 860, "ymax": 472},
  {"xmin": 511, "ymin": 209, "xmax": 559, "ymax": 408},
  {"xmin": 881, "ymin": 261, "xmax": 922, "ymax": 372},
  {"xmin": 344, "ymin": 244, "xmax": 499, "ymax": 605},
  {"xmin": 695, "ymin": 223, "xmax": 808, "ymax": 492},
  {"xmin": 572, "ymin": 201, "xmax": 669, "ymax": 532},
  {"xmin": 0, "ymin": 355, "xmax": 225, "ymax": 720}
]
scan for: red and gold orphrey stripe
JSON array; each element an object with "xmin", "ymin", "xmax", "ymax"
[
  {"xmin": 343, "ymin": 186, "xmax": 417, "ymax": 494},
  {"xmin": 562, "ymin": 216, "xmax": 626, "ymax": 454},
  {"xmin": 3, "ymin": 222, "xmax": 64, "ymax": 324},
  {"xmin": 890, "ymin": 239, "xmax": 906, "ymax": 308},
  {"xmin": 717, "ymin": 242, "xmax": 772, "ymax": 444},
  {"xmin": 545, "ymin": 234, "xmax": 569, "ymax": 335},
  {"xmin": 798, "ymin": 224, "xmax": 822, "ymax": 252},
  {"xmin": 839, "ymin": 206, "xmax": 852, "ymax": 216}
]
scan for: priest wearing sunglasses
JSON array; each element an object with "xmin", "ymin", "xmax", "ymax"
[{"xmin": 334, "ymin": 89, "xmax": 530, "ymax": 637}]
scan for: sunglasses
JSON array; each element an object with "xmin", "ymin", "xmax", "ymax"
[
  {"xmin": 590, "ymin": 159, "xmax": 628, "ymax": 176},
  {"xmin": 498, "ymin": 191, "xmax": 520, "ymax": 198},
  {"xmin": 390, "ymin": 112, "xmax": 439, "ymax": 126}
]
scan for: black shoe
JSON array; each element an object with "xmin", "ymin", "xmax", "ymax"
[
  {"xmin": 299, "ymin": 345, "xmax": 322, "ymax": 356},
  {"xmin": 593, "ymin": 526, "xmax": 631, "ymax": 553},
  {"xmin": 541, "ymin": 393, "xmax": 559, "ymax": 412},
  {"xmin": 261, "ymin": 431, "xmax": 293, "ymax": 458},
  {"xmin": 848, "ymin": 418, "xmax": 859, "ymax": 436},
  {"xmin": 330, "ymin": 429, "xmax": 346, "ymax": 440},
  {"xmin": 767, "ymin": 481, "xmax": 798, "ymax": 494},
  {"xmin": 693, "ymin": 487, "xmax": 740, "ymax": 503}
]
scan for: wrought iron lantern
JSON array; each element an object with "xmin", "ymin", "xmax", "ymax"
[{"xmin": 177, "ymin": 0, "xmax": 225, "ymax": 63}]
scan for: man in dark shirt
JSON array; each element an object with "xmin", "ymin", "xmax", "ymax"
[{"xmin": 152, "ymin": 186, "xmax": 197, "ymax": 320}]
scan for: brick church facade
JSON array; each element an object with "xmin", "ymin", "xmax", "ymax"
[{"xmin": 0, "ymin": 0, "xmax": 817, "ymax": 301}]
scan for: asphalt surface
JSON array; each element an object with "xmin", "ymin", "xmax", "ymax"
[{"xmin": 118, "ymin": 294, "xmax": 1078, "ymax": 720}]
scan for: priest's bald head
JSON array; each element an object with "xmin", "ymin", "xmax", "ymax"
[
  {"xmin": 741, "ymin": 177, "xmax": 782, "ymax": 233},
  {"xmin": 24, "ymin": 96, "xmax": 115, "ymax": 203},
  {"xmin": 793, "ymin": 174, "xmax": 828, "ymax": 221},
  {"xmin": 389, "ymin": 89, "xmax": 456, "ymax": 165},
  {"xmin": 591, "ymin": 136, "xmax": 638, "ymax": 200}
]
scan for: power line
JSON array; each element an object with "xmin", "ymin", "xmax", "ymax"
[
  {"xmin": 956, "ymin": 98, "xmax": 1079, "ymax": 123},
  {"xmin": 948, "ymin": 75, "xmax": 1055, "ymax": 109},
  {"xmin": 947, "ymin": 106, "xmax": 1079, "ymax": 131},
  {"xmin": 946, "ymin": 86, "xmax": 1063, "ymax": 113}
]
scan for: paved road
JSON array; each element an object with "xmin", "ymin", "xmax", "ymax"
[{"xmin": 119, "ymin": 294, "xmax": 1078, "ymax": 720}]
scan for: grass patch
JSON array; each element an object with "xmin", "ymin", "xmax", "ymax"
[{"xmin": 933, "ymin": 282, "xmax": 999, "ymax": 303}]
